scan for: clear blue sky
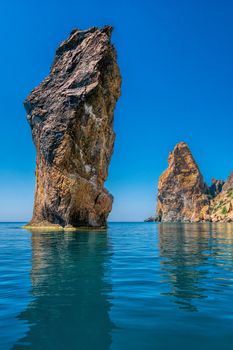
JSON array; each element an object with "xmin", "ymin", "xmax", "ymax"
[{"xmin": 0, "ymin": 0, "xmax": 233, "ymax": 222}]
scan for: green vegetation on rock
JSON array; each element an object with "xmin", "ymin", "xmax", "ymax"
[{"xmin": 221, "ymin": 206, "xmax": 227, "ymax": 215}]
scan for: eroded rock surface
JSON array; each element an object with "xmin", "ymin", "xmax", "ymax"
[
  {"xmin": 156, "ymin": 142, "xmax": 233, "ymax": 222},
  {"xmin": 208, "ymin": 172, "xmax": 233, "ymax": 222},
  {"xmin": 222, "ymin": 172, "xmax": 233, "ymax": 192},
  {"xmin": 156, "ymin": 142, "xmax": 210, "ymax": 222},
  {"xmin": 209, "ymin": 178, "xmax": 225, "ymax": 197},
  {"xmin": 25, "ymin": 26, "xmax": 121, "ymax": 230}
]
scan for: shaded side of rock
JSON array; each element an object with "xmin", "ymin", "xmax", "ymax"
[
  {"xmin": 24, "ymin": 26, "xmax": 121, "ymax": 229},
  {"xmin": 209, "ymin": 178, "xmax": 225, "ymax": 197}
]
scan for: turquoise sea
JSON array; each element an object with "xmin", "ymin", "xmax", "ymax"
[{"xmin": 1, "ymin": 222, "xmax": 233, "ymax": 350}]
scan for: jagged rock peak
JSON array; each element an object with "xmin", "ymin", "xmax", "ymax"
[
  {"xmin": 166, "ymin": 142, "xmax": 202, "ymax": 175},
  {"xmin": 209, "ymin": 178, "xmax": 225, "ymax": 197},
  {"xmin": 222, "ymin": 171, "xmax": 233, "ymax": 192},
  {"xmin": 55, "ymin": 26, "xmax": 113, "ymax": 58},
  {"xmin": 156, "ymin": 142, "xmax": 209, "ymax": 222},
  {"xmin": 24, "ymin": 26, "xmax": 121, "ymax": 230}
]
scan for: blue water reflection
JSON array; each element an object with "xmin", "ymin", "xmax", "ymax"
[{"xmin": 0, "ymin": 223, "xmax": 233, "ymax": 350}]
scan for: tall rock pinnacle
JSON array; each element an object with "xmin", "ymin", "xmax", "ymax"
[
  {"xmin": 156, "ymin": 142, "xmax": 209, "ymax": 222},
  {"xmin": 24, "ymin": 26, "xmax": 121, "ymax": 230}
]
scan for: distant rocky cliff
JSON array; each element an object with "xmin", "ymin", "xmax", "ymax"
[
  {"xmin": 24, "ymin": 26, "xmax": 121, "ymax": 230},
  {"xmin": 208, "ymin": 172, "xmax": 233, "ymax": 222},
  {"xmin": 155, "ymin": 142, "xmax": 233, "ymax": 222}
]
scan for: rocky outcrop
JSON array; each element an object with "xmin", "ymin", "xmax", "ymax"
[
  {"xmin": 144, "ymin": 216, "xmax": 159, "ymax": 222},
  {"xmin": 208, "ymin": 172, "xmax": 233, "ymax": 222},
  {"xmin": 222, "ymin": 172, "xmax": 233, "ymax": 192},
  {"xmin": 155, "ymin": 142, "xmax": 233, "ymax": 222},
  {"xmin": 24, "ymin": 26, "xmax": 121, "ymax": 230},
  {"xmin": 209, "ymin": 178, "xmax": 225, "ymax": 197},
  {"xmin": 156, "ymin": 142, "xmax": 210, "ymax": 222}
]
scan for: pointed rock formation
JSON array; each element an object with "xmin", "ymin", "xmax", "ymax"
[
  {"xmin": 156, "ymin": 142, "xmax": 210, "ymax": 222},
  {"xmin": 24, "ymin": 26, "xmax": 121, "ymax": 230},
  {"xmin": 154, "ymin": 143, "xmax": 233, "ymax": 223}
]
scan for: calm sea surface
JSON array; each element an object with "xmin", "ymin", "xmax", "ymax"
[{"xmin": 0, "ymin": 222, "xmax": 233, "ymax": 349}]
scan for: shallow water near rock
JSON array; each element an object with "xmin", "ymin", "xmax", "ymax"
[{"xmin": 1, "ymin": 222, "xmax": 233, "ymax": 350}]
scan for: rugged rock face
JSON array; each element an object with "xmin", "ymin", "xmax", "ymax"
[
  {"xmin": 208, "ymin": 172, "xmax": 233, "ymax": 222},
  {"xmin": 156, "ymin": 142, "xmax": 210, "ymax": 222},
  {"xmin": 155, "ymin": 142, "xmax": 233, "ymax": 222},
  {"xmin": 222, "ymin": 172, "xmax": 233, "ymax": 192},
  {"xmin": 24, "ymin": 26, "xmax": 121, "ymax": 230},
  {"xmin": 209, "ymin": 178, "xmax": 225, "ymax": 197}
]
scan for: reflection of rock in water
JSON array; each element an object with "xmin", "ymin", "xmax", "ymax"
[
  {"xmin": 158, "ymin": 223, "xmax": 211, "ymax": 312},
  {"xmin": 207, "ymin": 223, "xmax": 233, "ymax": 261},
  {"xmin": 13, "ymin": 231, "xmax": 113, "ymax": 350}
]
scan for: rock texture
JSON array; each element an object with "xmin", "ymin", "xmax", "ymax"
[
  {"xmin": 24, "ymin": 26, "xmax": 121, "ymax": 230},
  {"xmin": 155, "ymin": 142, "xmax": 233, "ymax": 222},
  {"xmin": 208, "ymin": 172, "xmax": 233, "ymax": 222},
  {"xmin": 209, "ymin": 178, "xmax": 225, "ymax": 197},
  {"xmin": 156, "ymin": 142, "xmax": 210, "ymax": 222},
  {"xmin": 222, "ymin": 172, "xmax": 233, "ymax": 192}
]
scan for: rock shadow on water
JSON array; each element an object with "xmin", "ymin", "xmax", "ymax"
[{"xmin": 13, "ymin": 229, "xmax": 114, "ymax": 350}]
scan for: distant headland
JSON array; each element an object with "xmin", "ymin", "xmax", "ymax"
[{"xmin": 146, "ymin": 142, "xmax": 233, "ymax": 223}]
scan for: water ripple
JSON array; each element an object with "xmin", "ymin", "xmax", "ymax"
[{"xmin": 0, "ymin": 222, "xmax": 233, "ymax": 349}]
